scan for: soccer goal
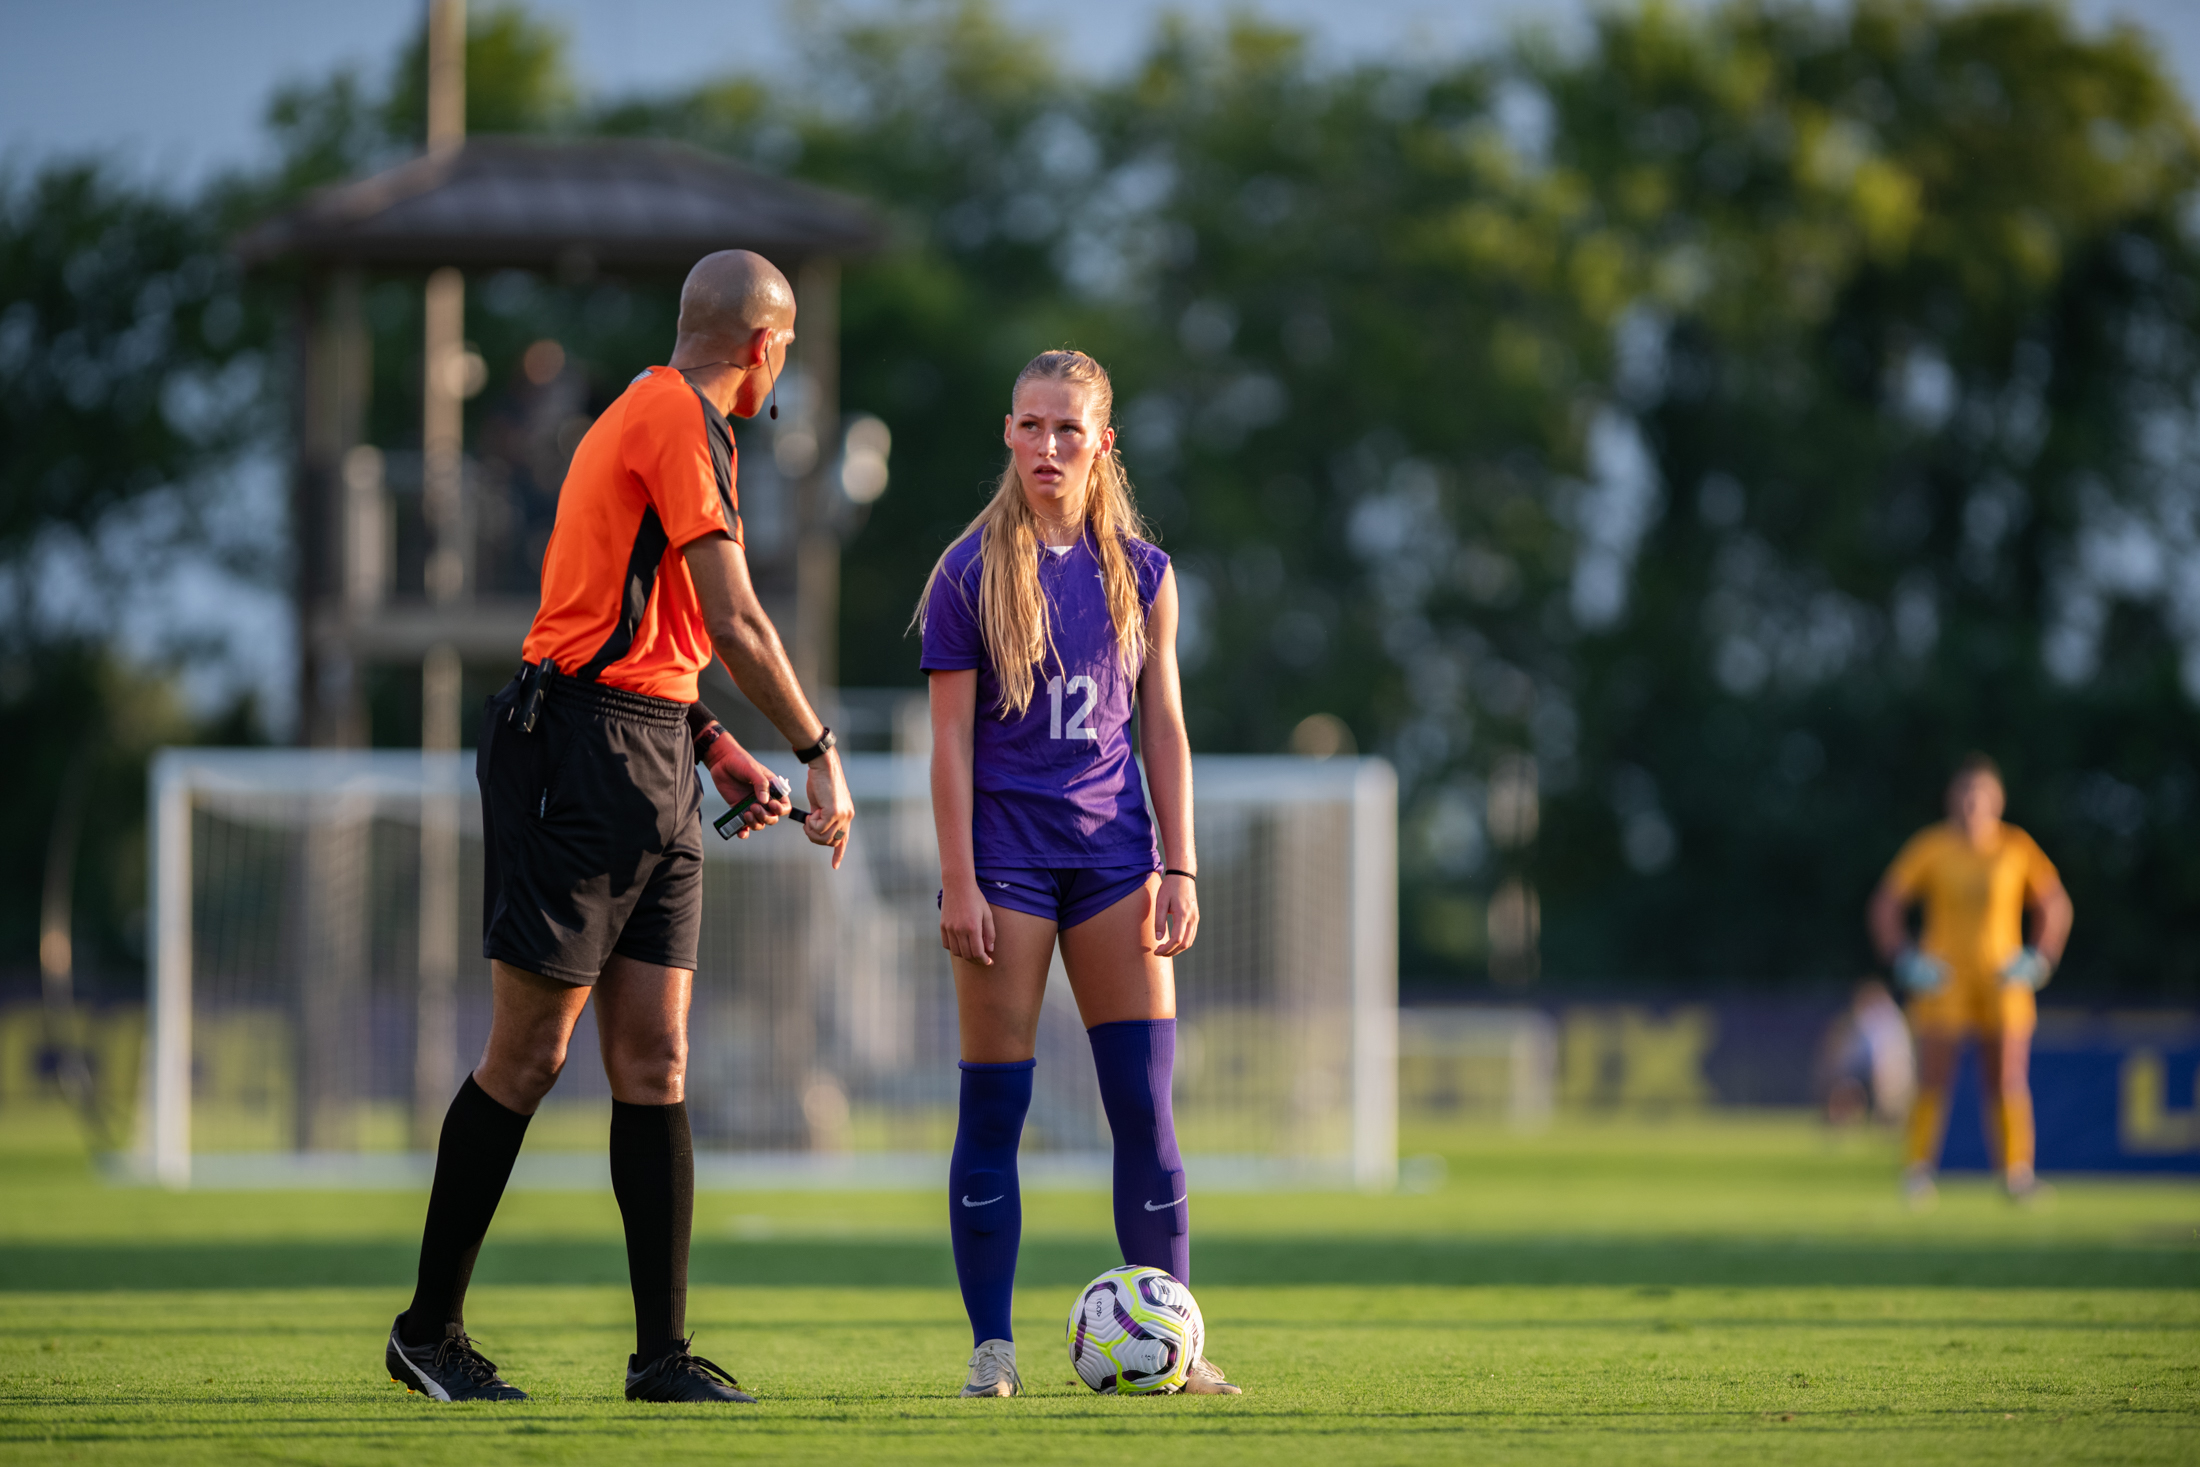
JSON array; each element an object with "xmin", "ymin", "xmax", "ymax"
[{"xmin": 137, "ymin": 748, "xmax": 1397, "ymax": 1191}]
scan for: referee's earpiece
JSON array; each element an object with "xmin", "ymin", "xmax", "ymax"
[{"xmin": 764, "ymin": 330, "xmax": 781, "ymax": 420}]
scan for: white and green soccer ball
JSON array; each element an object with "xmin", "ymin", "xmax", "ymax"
[{"xmin": 1065, "ymin": 1264, "xmax": 1204, "ymax": 1395}]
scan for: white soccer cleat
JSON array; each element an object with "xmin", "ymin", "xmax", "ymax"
[
  {"xmin": 960, "ymin": 1338, "xmax": 1021, "ymax": 1397},
  {"xmin": 1182, "ymin": 1356, "xmax": 1241, "ymax": 1395}
]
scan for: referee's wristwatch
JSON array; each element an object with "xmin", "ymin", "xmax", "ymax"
[{"xmin": 792, "ymin": 726, "xmax": 836, "ymax": 764}]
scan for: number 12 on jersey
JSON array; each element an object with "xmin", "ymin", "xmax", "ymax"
[{"xmin": 1047, "ymin": 674, "xmax": 1099, "ymax": 740}]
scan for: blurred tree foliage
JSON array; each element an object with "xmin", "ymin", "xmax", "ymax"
[
  {"xmin": 747, "ymin": 1, "xmax": 2200, "ymax": 998},
  {"xmin": 1519, "ymin": 3, "xmax": 2200, "ymax": 993},
  {"xmin": 0, "ymin": 163, "xmax": 272, "ymax": 984},
  {"xmin": 0, "ymin": 165, "xmax": 264, "ymax": 564},
  {"xmin": 0, "ymin": 4, "xmax": 635, "ymax": 982},
  {"xmin": 5, "ymin": 0, "xmax": 2198, "ymax": 1000}
]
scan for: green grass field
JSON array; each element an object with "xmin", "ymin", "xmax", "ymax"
[{"xmin": 1, "ymin": 1106, "xmax": 2193, "ymax": 1463}]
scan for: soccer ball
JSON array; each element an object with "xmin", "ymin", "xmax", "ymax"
[{"xmin": 1065, "ymin": 1264, "xmax": 1204, "ymax": 1395}]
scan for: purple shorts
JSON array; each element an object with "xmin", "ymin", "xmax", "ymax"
[{"xmin": 940, "ymin": 864, "xmax": 1158, "ymax": 930}]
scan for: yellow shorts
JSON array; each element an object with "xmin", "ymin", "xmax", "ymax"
[{"xmin": 1906, "ymin": 973, "xmax": 2035, "ymax": 1038}]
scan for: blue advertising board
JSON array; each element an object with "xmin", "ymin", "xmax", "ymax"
[{"xmin": 1940, "ymin": 1025, "xmax": 2200, "ymax": 1174}]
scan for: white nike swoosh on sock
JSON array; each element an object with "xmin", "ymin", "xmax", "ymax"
[
  {"xmin": 1142, "ymin": 1196, "xmax": 1188, "ymax": 1211},
  {"xmin": 962, "ymin": 1194, "xmax": 1004, "ymax": 1207}
]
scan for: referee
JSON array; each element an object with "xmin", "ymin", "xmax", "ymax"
[{"xmin": 384, "ymin": 250, "xmax": 854, "ymax": 1405}]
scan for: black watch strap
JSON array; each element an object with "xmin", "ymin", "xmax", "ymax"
[
  {"xmin": 687, "ymin": 701, "xmax": 723, "ymax": 759},
  {"xmin": 793, "ymin": 726, "xmax": 836, "ymax": 764}
]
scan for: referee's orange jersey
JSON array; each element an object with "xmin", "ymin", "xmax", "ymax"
[{"xmin": 521, "ymin": 366, "xmax": 742, "ymax": 704}]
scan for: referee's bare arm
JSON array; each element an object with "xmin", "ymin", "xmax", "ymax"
[{"xmin": 683, "ymin": 532, "xmax": 855, "ymax": 866}]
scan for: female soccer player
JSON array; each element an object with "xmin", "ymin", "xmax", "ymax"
[
  {"xmin": 1868, "ymin": 754, "xmax": 2074, "ymax": 1206},
  {"xmin": 917, "ymin": 350, "xmax": 1236, "ymax": 1398}
]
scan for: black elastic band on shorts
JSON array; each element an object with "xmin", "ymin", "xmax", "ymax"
[{"xmin": 547, "ymin": 674, "xmax": 689, "ymax": 728}]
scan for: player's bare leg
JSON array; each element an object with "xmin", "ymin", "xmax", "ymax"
[
  {"xmin": 1979, "ymin": 1026, "xmax": 2046, "ymax": 1203},
  {"xmin": 475, "ymin": 961, "xmax": 594, "ymax": 1110},
  {"xmin": 594, "ymin": 956, "xmax": 691, "ymax": 1104},
  {"xmin": 1057, "ymin": 876, "xmax": 1173, "ymax": 1026},
  {"xmin": 1903, "ymin": 1033, "xmax": 1960, "ymax": 1209},
  {"xmin": 952, "ymin": 906, "xmax": 1062, "ymax": 1061}
]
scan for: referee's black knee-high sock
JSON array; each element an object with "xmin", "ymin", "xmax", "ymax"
[
  {"xmin": 400, "ymin": 1074, "xmax": 531, "ymax": 1347},
  {"xmin": 610, "ymin": 1099, "xmax": 693, "ymax": 1365}
]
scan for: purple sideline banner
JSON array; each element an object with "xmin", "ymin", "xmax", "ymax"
[
  {"xmin": 1478, "ymin": 1000, "xmax": 2200, "ymax": 1174},
  {"xmin": 1940, "ymin": 1014, "xmax": 2200, "ymax": 1175}
]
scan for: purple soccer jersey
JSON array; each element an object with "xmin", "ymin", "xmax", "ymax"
[{"xmin": 921, "ymin": 531, "xmax": 1169, "ymax": 867}]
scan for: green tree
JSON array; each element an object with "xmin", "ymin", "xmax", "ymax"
[
  {"xmin": 1522, "ymin": 1, "xmax": 2200, "ymax": 997},
  {"xmin": 616, "ymin": 0, "xmax": 2200, "ymax": 997},
  {"xmin": 0, "ymin": 163, "xmax": 269, "ymax": 978},
  {"xmin": 382, "ymin": 2, "xmax": 577, "ymax": 147}
]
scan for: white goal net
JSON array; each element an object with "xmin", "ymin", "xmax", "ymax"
[{"xmin": 138, "ymin": 749, "xmax": 1397, "ymax": 1191}]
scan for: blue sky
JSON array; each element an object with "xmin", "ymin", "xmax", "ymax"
[{"xmin": 5, "ymin": 2, "xmax": 2197, "ymax": 192}]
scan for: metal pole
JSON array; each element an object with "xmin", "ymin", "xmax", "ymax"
[
  {"xmin": 415, "ymin": 0, "xmax": 468, "ymax": 1144},
  {"xmin": 427, "ymin": 0, "xmax": 465, "ymax": 156},
  {"xmin": 416, "ymin": 649, "xmax": 463, "ymax": 1144},
  {"xmin": 793, "ymin": 257, "xmax": 840, "ymax": 694},
  {"xmin": 422, "ymin": 267, "xmax": 466, "ymax": 610},
  {"xmin": 149, "ymin": 754, "xmax": 193, "ymax": 1189},
  {"xmin": 1349, "ymin": 759, "xmax": 1399, "ymax": 1191},
  {"xmin": 298, "ymin": 269, "xmax": 370, "ymax": 748}
]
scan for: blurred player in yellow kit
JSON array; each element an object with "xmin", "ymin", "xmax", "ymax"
[{"xmin": 1867, "ymin": 755, "xmax": 2073, "ymax": 1206}]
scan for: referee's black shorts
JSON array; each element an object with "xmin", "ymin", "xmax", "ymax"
[{"xmin": 478, "ymin": 673, "xmax": 703, "ymax": 984}]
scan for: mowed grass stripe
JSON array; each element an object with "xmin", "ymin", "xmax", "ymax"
[
  {"xmin": 2, "ymin": 1234, "xmax": 2195, "ymax": 1292},
  {"xmin": 2, "ymin": 1285, "xmax": 2194, "ymax": 1465}
]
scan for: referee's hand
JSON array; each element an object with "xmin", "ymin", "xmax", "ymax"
[
  {"xmin": 706, "ymin": 741, "xmax": 793, "ymax": 838},
  {"xmin": 804, "ymin": 749, "xmax": 854, "ymax": 869}
]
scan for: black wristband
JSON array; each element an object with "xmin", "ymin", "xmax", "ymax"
[
  {"xmin": 1164, "ymin": 868, "xmax": 1196, "ymax": 882},
  {"xmin": 793, "ymin": 726, "xmax": 836, "ymax": 764}
]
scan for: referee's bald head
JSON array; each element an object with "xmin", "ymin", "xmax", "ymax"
[{"xmin": 677, "ymin": 250, "xmax": 795, "ymax": 340}]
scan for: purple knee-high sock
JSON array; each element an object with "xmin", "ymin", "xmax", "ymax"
[
  {"xmin": 1088, "ymin": 1018, "xmax": 1189, "ymax": 1284},
  {"xmin": 949, "ymin": 1059, "xmax": 1033, "ymax": 1345}
]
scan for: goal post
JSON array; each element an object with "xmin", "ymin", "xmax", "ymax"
[{"xmin": 140, "ymin": 747, "xmax": 1397, "ymax": 1191}]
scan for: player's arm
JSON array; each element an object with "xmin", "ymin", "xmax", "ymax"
[
  {"xmin": 1137, "ymin": 565, "xmax": 1199, "ymax": 958},
  {"xmin": 929, "ymin": 667, "xmax": 992, "ymax": 966},
  {"xmin": 2031, "ymin": 878, "xmax": 2074, "ymax": 964},
  {"xmin": 681, "ymin": 531, "xmax": 852, "ymax": 868},
  {"xmin": 1868, "ymin": 848, "xmax": 1944, "ymax": 993},
  {"xmin": 2006, "ymin": 859, "xmax": 2074, "ymax": 988},
  {"xmin": 1865, "ymin": 881, "xmax": 1911, "ymax": 966}
]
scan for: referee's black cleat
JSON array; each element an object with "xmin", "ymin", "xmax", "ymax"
[
  {"xmin": 625, "ymin": 1339, "xmax": 757, "ymax": 1403},
  {"xmin": 386, "ymin": 1318, "xmax": 529, "ymax": 1402}
]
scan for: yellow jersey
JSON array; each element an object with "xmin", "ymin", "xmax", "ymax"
[{"xmin": 1882, "ymin": 822, "xmax": 2059, "ymax": 984}]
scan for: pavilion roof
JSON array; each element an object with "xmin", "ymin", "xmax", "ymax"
[{"xmin": 235, "ymin": 136, "xmax": 881, "ymax": 271}]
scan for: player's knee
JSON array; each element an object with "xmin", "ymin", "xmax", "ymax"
[
  {"xmin": 493, "ymin": 1042, "xmax": 566, "ymax": 1108},
  {"xmin": 609, "ymin": 1032, "xmax": 686, "ymax": 1101}
]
